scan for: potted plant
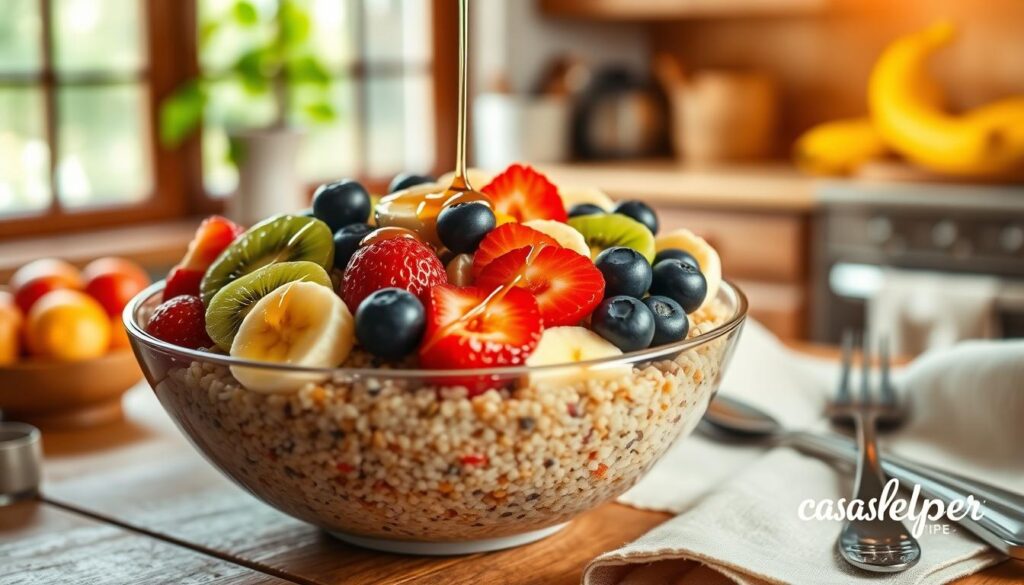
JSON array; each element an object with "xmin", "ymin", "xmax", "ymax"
[{"xmin": 160, "ymin": 0, "xmax": 336, "ymax": 225}]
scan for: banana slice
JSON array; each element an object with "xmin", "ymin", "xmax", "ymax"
[
  {"xmin": 654, "ymin": 229, "xmax": 722, "ymax": 309},
  {"xmin": 437, "ymin": 168, "xmax": 494, "ymax": 190},
  {"xmin": 557, "ymin": 185, "xmax": 615, "ymax": 211},
  {"xmin": 522, "ymin": 219, "xmax": 590, "ymax": 257},
  {"xmin": 526, "ymin": 326, "xmax": 628, "ymax": 386},
  {"xmin": 230, "ymin": 281, "xmax": 354, "ymax": 394}
]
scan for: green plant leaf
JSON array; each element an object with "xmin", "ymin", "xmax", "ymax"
[
  {"xmin": 232, "ymin": 1, "xmax": 260, "ymax": 26},
  {"xmin": 303, "ymin": 101, "xmax": 336, "ymax": 123},
  {"xmin": 232, "ymin": 48, "xmax": 272, "ymax": 94},
  {"xmin": 159, "ymin": 81, "xmax": 205, "ymax": 148},
  {"xmin": 287, "ymin": 55, "xmax": 330, "ymax": 86},
  {"xmin": 278, "ymin": 0, "xmax": 311, "ymax": 49},
  {"xmin": 227, "ymin": 134, "xmax": 247, "ymax": 167}
]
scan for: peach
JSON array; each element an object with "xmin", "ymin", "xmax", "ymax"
[
  {"xmin": 83, "ymin": 257, "xmax": 151, "ymax": 317},
  {"xmin": 11, "ymin": 258, "xmax": 84, "ymax": 314},
  {"xmin": 25, "ymin": 290, "xmax": 110, "ymax": 362},
  {"xmin": 0, "ymin": 291, "xmax": 22, "ymax": 365}
]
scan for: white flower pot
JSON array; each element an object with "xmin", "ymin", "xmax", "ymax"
[{"xmin": 228, "ymin": 128, "xmax": 305, "ymax": 226}]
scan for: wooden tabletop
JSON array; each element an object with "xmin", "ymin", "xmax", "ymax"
[{"xmin": 2, "ymin": 383, "xmax": 1021, "ymax": 584}]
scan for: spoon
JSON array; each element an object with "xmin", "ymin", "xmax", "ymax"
[{"xmin": 701, "ymin": 394, "xmax": 1024, "ymax": 560}]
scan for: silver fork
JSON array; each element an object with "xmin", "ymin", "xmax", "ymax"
[{"xmin": 826, "ymin": 330, "xmax": 921, "ymax": 573}]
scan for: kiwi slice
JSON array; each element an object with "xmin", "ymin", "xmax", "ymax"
[
  {"xmin": 568, "ymin": 213, "xmax": 656, "ymax": 263},
  {"xmin": 205, "ymin": 261, "xmax": 332, "ymax": 351},
  {"xmin": 201, "ymin": 214, "xmax": 334, "ymax": 305}
]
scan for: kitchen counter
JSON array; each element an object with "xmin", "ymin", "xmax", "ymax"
[{"xmin": 541, "ymin": 160, "xmax": 817, "ymax": 212}]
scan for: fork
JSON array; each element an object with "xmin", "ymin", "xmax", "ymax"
[{"xmin": 826, "ymin": 330, "xmax": 922, "ymax": 573}]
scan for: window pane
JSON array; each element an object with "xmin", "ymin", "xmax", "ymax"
[
  {"xmin": 365, "ymin": 75, "xmax": 434, "ymax": 178},
  {"xmin": 309, "ymin": 0, "xmax": 358, "ymax": 70},
  {"xmin": 0, "ymin": 0, "xmax": 42, "ymax": 74},
  {"xmin": 52, "ymin": 0, "xmax": 146, "ymax": 74},
  {"xmin": 295, "ymin": 79, "xmax": 360, "ymax": 181},
  {"xmin": 57, "ymin": 84, "xmax": 153, "ymax": 208},
  {"xmin": 362, "ymin": 0, "xmax": 432, "ymax": 65},
  {"xmin": 0, "ymin": 88, "xmax": 50, "ymax": 215}
]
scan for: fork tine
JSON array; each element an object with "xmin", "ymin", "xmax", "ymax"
[
  {"xmin": 860, "ymin": 331, "xmax": 872, "ymax": 403},
  {"xmin": 879, "ymin": 335, "xmax": 895, "ymax": 404},
  {"xmin": 837, "ymin": 329, "xmax": 854, "ymax": 404}
]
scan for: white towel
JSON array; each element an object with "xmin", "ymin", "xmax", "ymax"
[{"xmin": 585, "ymin": 320, "xmax": 1024, "ymax": 585}]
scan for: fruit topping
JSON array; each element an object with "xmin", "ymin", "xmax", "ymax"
[
  {"xmin": 355, "ymin": 288, "xmax": 426, "ymax": 360},
  {"xmin": 594, "ymin": 247, "xmax": 652, "ymax": 299},
  {"xmin": 145, "ymin": 295, "xmax": 213, "ymax": 351},
  {"xmin": 568, "ymin": 203, "xmax": 605, "ymax": 219},
  {"xmin": 312, "ymin": 180, "xmax": 372, "ymax": 232},
  {"xmin": 389, "ymin": 173, "xmax": 436, "ymax": 193},
  {"xmin": 568, "ymin": 213, "xmax": 656, "ymax": 263},
  {"xmin": 375, "ymin": 184, "xmax": 490, "ymax": 246},
  {"xmin": 437, "ymin": 202, "xmax": 497, "ymax": 254},
  {"xmin": 446, "ymin": 253, "xmax": 474, "ymax": 286},
  {"xmin": 643, "ymin": 296, "xmax": 689, "ymax": 346},
  {"xmin": 650, "ymin": 259, "xmax": 708, "ymax": 314},
  {"xmin": 521, "ymin": 219, "xmax": 590, "ymax": 257},
  {"xmin": 419, "ymin": 285, "xmax": 542, "ymax": 391},
  {"xmin": 200, "ymin": 214, "xmax": 334, "ymax": 305},
  {"xmin": 332, "ymin": 223, "xmax": 374, "ymax": 270},
  {"xmin": 83, "ymin": 257, "xmax": 151, "ymax": 317},
  {"xmin": 340, "ymin": 237, "xmax": 447, "ymax": 311},
  {"xmin": 164, "ymin": 215, "xmax": 243, "ymax": 300},
  {"xmin": 205, "ymin": 261, "xmax": 332, "ymax": 351},
  {"xmin": 481, "ymin": 164, "xmax": 567, "ymax": 223},
  {"xmin": 525, "ymin": 326, "xmax": 628, "ymax": 386},
  {"xmin": 476, "ymin": 245, "xmax": 604, "ymax": 327},
  {"xmin": 11, "ymin": 259, "xmax": 84, "ymax": 314},
  {"xmin": 229, "ymin": 281, "xmax": 354, "ymax": 394},
  {"xmin": 653, "ymin": 248, "xmax": 700, "ymax": 270},
  {"xmin": 471, "ymin": 223, "xmax": 558, "ymax": 278},
  {"xmin": 612, "ymin": 200, "xmax": 659, "ymax": 235},
  {"xmin": 655, "ymin": 228, "xmax": 721, "ymax": 307},
  {"xmin": 591, "ymin": 296, "xmax": 655, "ymax": 352},
  {"xmin": 557, "ymin": 185, "xmax": 614, "ymax": 212}
]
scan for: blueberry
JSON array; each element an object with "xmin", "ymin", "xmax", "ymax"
[
  {"xmin": 613, "ymin": 200, "xmax": 658, "ymax": 234},
  {"xmin": 333, "ymin": 223, "xmax": 374, "ymax": 270},
  {"xmin": 591, "ymin": 296, "xmax": 655, "ymax": 352},
  {"xmin": 653, "ymin": 248, "xmax": 700, "ymax": 270},
  {"xmin": 594, "ymin": 247, "xmax": 652, "ymax": 299},
  {"xmin": 313, "ymin": 180, "xmax": 372, "ymax": 232},
  {"xmin": 643, "ymin": 296, "xmax": 689, "ymax": 346},
  {"xmin": 355, "ymin": 288, "xmax": 426, "ymax": 359},
  {"xmin": 568, "ymin": 203, "xmax": 605, "ymax": 219},
  {"xmin": 389, "ymin": 173, "xmax": 435, "ymax": 193},
  {"xmin": 650, "ymin": 259, "xmax": 707, "ymax": 314},
  {"xmin": 436, "ymin": 202, "xmax": 496, "ymax": 254}
]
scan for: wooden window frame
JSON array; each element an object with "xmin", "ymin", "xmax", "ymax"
[{"xmin": 0, "ymin": 0, "xmax": 456, "ymax": 241}]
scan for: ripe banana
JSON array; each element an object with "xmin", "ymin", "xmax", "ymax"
[
  {"xmin": 794, "ymin": 118, "xmax": 888, "ymax": 176},
  {"xmin": 526, "ymin": 326, "xmax": 627, "ymax": 386},
  {"xmin": 654, "ymin": 229, "xmax": 722, "ymax": 310},
  {"xmin": 869, "ymin": 22, "xmax": 1024, "ymax": 177},
  {"xmin": 230, "ymin": 281, "xmax": 355, "ymax": 393},
  {"xmin": 556, "ymin": 185, "xmax": 615, "ymax": 212},
  {"xmin": 523, "ymin": 219, "xmax": 591, "ymax": 257}
]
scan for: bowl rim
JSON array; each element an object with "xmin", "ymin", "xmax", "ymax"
[{"xmin": 123, "ymin": 280, "xmax": 747, "ymax": 379}]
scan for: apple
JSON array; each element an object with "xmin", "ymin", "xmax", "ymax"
[
  {"xmin": 11, "ymin": 258, "xmax": 84, "ymax": 314},
  {"xmin": 83, "ymin": 257, "xmax": 151, "ymax": 317}
]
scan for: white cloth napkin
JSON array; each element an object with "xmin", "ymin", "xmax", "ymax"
[
  {"xmin": 585, "ymin": 320, "xmax": 1024, "ymax": 585},
  {"xmin": 867, "ymin": 269, "xmax": 1000, "ymax": 356}
]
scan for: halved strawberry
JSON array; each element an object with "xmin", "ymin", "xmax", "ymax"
[
  {"xmin": 481, "ymin": 164, "xmax": 567, "ymax": 223},
  {"xmin": 472, "ymin": 223, "xmax": 559, "ymax": 278},
  {"xmin": 476, "ymin": 245, "xmax": 604, "ymax": 327},
  {"xmin": 163, "ymin": 216, "xmax": 244, "ymax": 301},
  {"xmin": 419, "ymin": 284, "xmax": 542, "ymax": 395}
]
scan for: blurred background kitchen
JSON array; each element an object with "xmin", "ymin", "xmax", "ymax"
[{"xmin": 1, "ymin": 0, "xmax": 1022, "ymax": 358}]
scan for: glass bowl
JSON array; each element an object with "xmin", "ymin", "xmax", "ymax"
[{"xmin": 124, "ymin": 281, "xmax": 747, "ymax": 555}]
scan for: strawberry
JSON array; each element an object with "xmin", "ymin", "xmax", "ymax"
[
  {"xmin": 477, "ymin": 245, "xmax": 604, "ymax": 327},
  {"xmin": 419, "ymin": 285, "xmax": 542, "ymax": 394},
  {"xmin": 340, "ymin": 238, "xmax": 447, "ymax": 312},
  {"xmin": 164, "ymin": 216, "xmax": 243, "ymax": 301},
  {"xmin": 481, "ymin": 164, "xmax": 567, "ymax": 223},
  {"xmin": 145, "ymin": 295, "xmax": 213, "ymax": 350},
  {"xmin": 471, "ymin": 223, "xmax": 559, "ymax": 278}
]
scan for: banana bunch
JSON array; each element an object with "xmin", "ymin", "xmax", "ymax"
[{"xmin": 796, "ymin": 22, "xmax": 1024, "ymax": 178}]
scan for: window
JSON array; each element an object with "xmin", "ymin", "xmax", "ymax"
[{"xmin": 0, "ymin": 0, "xmax": 452, "ymax": 238}]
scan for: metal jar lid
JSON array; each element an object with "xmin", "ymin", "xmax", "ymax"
[{"xmin": 0, "ymin": 422, "xmax": 42, "ymax": 505}]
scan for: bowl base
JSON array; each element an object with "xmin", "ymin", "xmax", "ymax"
[{"xmin": 328, "ymin": 522, "xmax": 569, "ymax": 555}]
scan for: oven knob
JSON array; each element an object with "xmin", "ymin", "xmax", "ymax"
[
  {"xmin": 1000, "ymin": 225, "xmax": 1024, "ymax": 253},
  {"xmin": 931, "ymin": 220, "xmax": 958, "ymax": 249},
  {"xmin": 867, "ymin": 216, "xmax": 893, "ymax": 245}
]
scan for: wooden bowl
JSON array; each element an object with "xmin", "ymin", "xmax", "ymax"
[{"xmin": 0, "ymin": 351, "xmax": 143, "ymax": 430}]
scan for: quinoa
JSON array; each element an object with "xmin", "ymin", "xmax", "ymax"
[{"xmin": 153, "ymin": 301, "xmax": 736, "ymax": 541}]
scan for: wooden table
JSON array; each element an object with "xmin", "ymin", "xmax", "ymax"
[{"xmin": 2, "ymin": 385, "xmax": 1021, "ymax": 584}]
